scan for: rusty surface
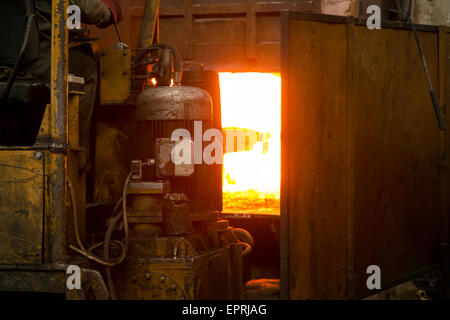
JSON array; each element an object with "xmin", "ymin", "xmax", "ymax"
[
  {"xmin": 0, "ymin": 270, "xmax": 66, "ymax": 293},
  {"xmin": 99, "ymin": 48, "xmax": 131, "ymax": 104},
  {"xmin": 128, "ymin": 181, "xmax": 171, "ymax": 194},
  {"xmin": 66, "ymin": 268, "xmax": 110, "ymax": 300},
  {"xmin": 136, "ymin": 86, "xmax": 212, "ymax": 121},
  {"xmin": 36, "ymin": 105, "xmax": 51, "ymax": 144},
  {"xmin": 50, "ymin": 0, "xmax": 68, "ymax": 147},
  {"xmin": 128, "ymin": 194, "xmax": 164, "ymax": 223},
  {"xmin": 163, "ymin": 194, "xmax": 193, "ymax": 235},
  {"xmin": 156, "ymin": 138, "xmax": 195, "ymax": 177},
  {"xmin": 0, "ymin": 0, "xmax": 70, "ymax": 267},
  {"xmin": 114, "ymin": 231, "xmax": 241, "ymax": 299},
  {"xmin": 0, "ymin": 264, "xmax": 108, "ymax": 299},
  {"xmin": 116, "ymin": 269, "xmax": 189, "ymax": 299},
  {"xmin": 0, "ymin": 150, "xmax": 45, "ymax": 264},
  {"xmin": 93, "ymin": 117, "xmax": 132, "ymax": 202},
  {"xmin": 46, "ymin": 0, "xmax": 69, "ymax": 264},
  {"xmin": 137, "ymin": 0, "xmax": 160, "ymax": 48},
  {"xmin": 0, "ymin": 0, "xmax": 111, "ymax": 298}
]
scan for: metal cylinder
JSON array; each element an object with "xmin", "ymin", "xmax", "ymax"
[
  {"xmin": 134, "ymin": 85, "xmax": 221, "ymax": 215},
  {"xmin": 136, "ymin": 86, "xmax": 212, "ymax": 121}
]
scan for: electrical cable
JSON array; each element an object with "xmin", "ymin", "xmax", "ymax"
[
  {"xmin": 394, "ymin": 0, "xmax": 445, "ymax": 130},
  {"xmin": 103, "ymin": 206, "xmax": 123, "ymax": 300},
  {"xmin": 68, "ymin": 172, "xmax": 132, "ymax": 268},
  {"xmin": 113, "ymin": 20, "xmax": 123, "ymax": 44},
  {"xmin": 132, "ymin": 43, "xmax": 182, "ymax": 85},
  {"xmin": 228, "ymin": 228, "xmax": 253, "ymax": 257},
  {"xmin": 240, "ymin": 242, "xmax": 252, "ymax": 256},
  {"xmin": 2, "ymin": 13, "xmax": 35, "ymax": 101},
  {"xmin": 406, "ymin": 0, "xmax": 412, "ymax": 18}
]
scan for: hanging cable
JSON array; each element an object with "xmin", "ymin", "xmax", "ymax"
[
  {"xmin": 393, "ymin": 0, "xmax": 445, "ymax": 130},
  {"xmin": 68, "ymin": 172, "xmax": 132, "ymax": 268}
]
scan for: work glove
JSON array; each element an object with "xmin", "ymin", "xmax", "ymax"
[{"xmin": 101, "ymin": 0, "xmax": 122, "ymax": 24}]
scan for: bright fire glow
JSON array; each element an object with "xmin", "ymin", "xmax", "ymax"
[{"xmin": 219, "ymin": 72, "xmax": 280, "ymax": 215}]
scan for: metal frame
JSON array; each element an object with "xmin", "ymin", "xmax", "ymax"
[
  {"xmin": 47, "ymin": 0, "xmax": 69, "ymax": 265},
  {"xmin": 0, "ymin": 0, "xmax": 68, "ymax": 288},
  {"xmin": 0, "ymin": 0, "xmax": 109, "ymax": 299}
]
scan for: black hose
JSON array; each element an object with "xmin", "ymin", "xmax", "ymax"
[
  {"xmin": 406, "ymin": 0, "xmax": 412, "ymax": 18},
  {"xmin": 137, "ymin": 0, "xmax": 160, "ymax": 49},
  {"xmin": 393, "ymin": 0, "xmax": 445, "ymax": 131},
  {"xmin": 103, "ymin": 207, "xmax": 123, "ymax": 300},
  {"xmin": 133, "ymin": 43, "xmax": 183, "ymax": 85},
  {"xmin": 150, "ymin": 43, "xmax": 182, "ymax": 84},
  {"xmin": 232, "ymin": 228, "xmax": 254, "ymax": 257},
  {"xmin": 232, "ymin": 228, "xmax": 255, "ymax": 248},
  {"xmin": 68, "ymin": 173, "xmax": 132, "ymax": 268},
  {"xmin": 2, "ymin": 13, "xmax": 35, "ymax": 101}
]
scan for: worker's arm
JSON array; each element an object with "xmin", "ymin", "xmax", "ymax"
[{"xmin": 71, "ymin": 0, "xmax": 121, "ymax": 28}]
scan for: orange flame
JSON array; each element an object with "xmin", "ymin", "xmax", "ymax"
[{"xmin": 219, "ymin": 73, "xmax": 280, "ymax": 215}]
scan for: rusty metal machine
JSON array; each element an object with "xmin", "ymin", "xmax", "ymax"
[
  {"xmin": 106, "ymin": 73, "xmax": 245, "ymax": 299},
  {"xmin": 0, "ymin": 0, "xmax": 250, "ymax": 299},
  {"xmin": 7, "ymin": 0, "xmax": 450, "ymax": 301}
]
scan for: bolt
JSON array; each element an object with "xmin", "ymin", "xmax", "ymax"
[
  {"xmin": 34, "ymin": 151, "xmax": 43, "ymax": 160},
  {"xmin": 145, "ymin": 273, "xmax": 151, "ymax": 280},
  {"xmin": 171, "ymin": 284, "xmax": 177, "ymax": 291},
  {"xmin": 160, "ymin": 276, "xmax": 165, "ymax": 283}
]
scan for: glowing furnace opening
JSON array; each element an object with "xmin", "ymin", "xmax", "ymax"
[{"xmin": 219, "ymin": 72, "xmax": 281, "ymax": 215}]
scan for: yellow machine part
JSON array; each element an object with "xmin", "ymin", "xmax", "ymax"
[
  {"xmin": 0, "ymin": 150, "xmax": 45, "ymax": 264},
  {"xmin": 100, "ymin": 48, "xmax": 131, "ymax": 104}
]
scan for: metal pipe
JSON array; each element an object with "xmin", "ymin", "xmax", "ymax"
[
  {"xmin": 151, "ymin": 43, "xmax": 183, "ymax": 84},
  {"xmin": 50, "ymin": 0, "xmax": 68, "ymax": 145},
  {"xmin": 137, "ymin": 0, "xmax": 160, "ymax": 49},
  {"xmin": 46, "ymin": 0, "xmax": 69, "ymax": 263},
  {"xmin": 232, "ymin": 228, "xmax": 255, "ymax": 248}
]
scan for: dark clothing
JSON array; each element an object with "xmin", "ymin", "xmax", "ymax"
[
  {"xmin": 28, "ymin": 0, "xmax": 112, "ymax": 80},
  {"xmin": 28, "ymin": 0, "xmax": 113, "ymax": 168}
]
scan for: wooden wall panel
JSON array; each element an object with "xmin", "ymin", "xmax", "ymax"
[
  {"xmin": 282, "ymin": 16, "xmax": 349, "ymax": 299},
  {"xmin": 282, "ymin": 13, "xmax": 445, "ymax": 299},
  {"xmin": 89, "ymin": 0, "xmax": 317, "ymax": 72},
  {"xmin": 350, "ymin": 25, "xmax": 441, "ymax": 297}
]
